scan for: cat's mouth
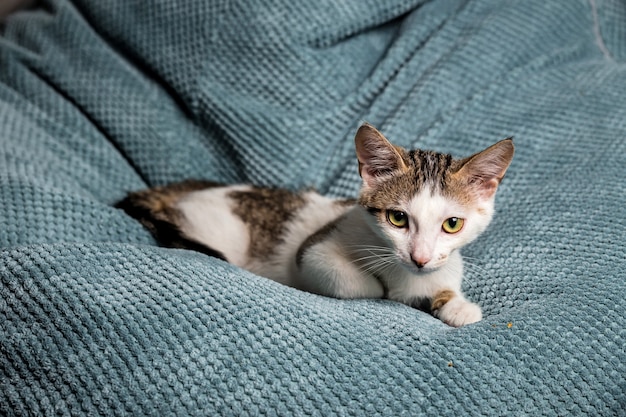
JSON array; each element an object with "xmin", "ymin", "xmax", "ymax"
[{"xmin": 399, "ymin": 260, "xmax": 444, "ymax": 275}]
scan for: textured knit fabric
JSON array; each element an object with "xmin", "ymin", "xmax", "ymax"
[{"xmin": 1, "ymin": 0, "xmax": 625, "ymax": 415}]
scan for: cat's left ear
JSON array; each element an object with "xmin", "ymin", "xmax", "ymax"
[
  {"xmin": 453, "ymin": 138, "xmax": 515, "ymax": 199},
  {"xmin": 355, "ymin": 123, "xmax": 408, "ymax": 187}
]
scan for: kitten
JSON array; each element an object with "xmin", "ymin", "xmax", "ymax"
[{"xmin": 117, "ymin": 124, "xmax": 514, "ymax": 327}]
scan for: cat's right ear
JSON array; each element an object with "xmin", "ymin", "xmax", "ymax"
[
  {"xmin": 453, "ymin": 138, "xmax": 515, "ymax": 199},
  {"xmin": 355, "ymin": 123, "xmax": 407, "ymax": 187}
]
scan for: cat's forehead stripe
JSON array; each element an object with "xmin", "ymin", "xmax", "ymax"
[{"xmin": 407, "ymin": 149, "xmax": 454, "ymax": 193}]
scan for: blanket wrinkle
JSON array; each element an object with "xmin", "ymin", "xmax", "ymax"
[{"xmin": 589, "ymin": 0, "xmax": 613, "ymax": 60}]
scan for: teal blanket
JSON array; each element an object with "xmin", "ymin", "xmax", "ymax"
[{"xmin": 1, "ymin": 0, "xmax": 625, "ymax": 415}]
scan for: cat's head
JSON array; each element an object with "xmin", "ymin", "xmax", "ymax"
[{"xmin": 355, "ymin": 123, "xmax": 514, "ymax": 274}]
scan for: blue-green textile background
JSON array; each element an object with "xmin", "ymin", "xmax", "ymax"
[{"xmin": 1, "ymin": 0, "xmax": 625, "ymax": 415}]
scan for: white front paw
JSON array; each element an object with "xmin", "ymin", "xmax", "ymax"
[{"xmin": 434, "ymin": 298, "xmax": 482, "ymax": 327}]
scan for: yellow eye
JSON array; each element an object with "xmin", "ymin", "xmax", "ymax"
[
  {"xmin": 387, "ymin": 210, "xmax": 408, "ymax": 228},
  {"xmin": 442, "ymin": 217, "xmax": 464, "ymax": 234}
]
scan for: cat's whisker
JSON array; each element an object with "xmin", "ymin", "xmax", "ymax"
[
  {"xmin": 352, "ymin": 254, "xmax": 395, "ymax": 269},
  {"xmin": 354, "ymin": 248, "xmax": 395, "ymax": 258},
  {"xmin": 359, "ymin": 260, "xmax": 396, "ymax": 275},
  {"xmin": 352, "ymin": 253, "xmax": 398, "ymax": 275},
  {"xmin": 353, "ymin": 258, "xmax": 393, "ymax": 267},
  {"xmin": 346, "ymin": 245, "xmax": 394, "ymax": 254},
  {"xmin": 463, "ymin": 262, "xmax": 488, "ymax": 272},
  {"xmin": 350, "ymin": 249, "xmax": 395, "ymax": 260},
  {"xmin": 348, "ymin": 247, "xmax": 395, "ymax": 262},
  {"xmin": 357, "ymin": 253, "xmax": 395, "ymax": 265},
  {"xmin": 461, "ymin": 260, "xmax": 493, "ymax": 278},
  {"xmin": 461, "ymin": 255, "xmax": 488, "ymax": 264},
  {"xmin": 461, "ymin": 256, "xmax": 487, "ymax": 268}
]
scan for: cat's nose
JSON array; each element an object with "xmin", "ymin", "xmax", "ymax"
[{"xmin": 412, "ymin": 255, "xmax": 431, "ymax": 269}]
